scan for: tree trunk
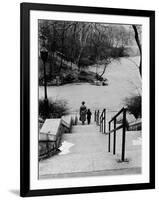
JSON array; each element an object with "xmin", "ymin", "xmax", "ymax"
[
  {"xmin": 76, "ymin": 25, "xmax": 90, "ymax": 70},
  {"xmin": 99, "ymin": 64, "xmax": 107, "ymax": 77},
  {"xmin": 76, "ymin": 47, "xmax": 83, "ymax": 70},
  {"xmin": 132, "ymin": 25, "xmax": 142, "ymax": 76}
]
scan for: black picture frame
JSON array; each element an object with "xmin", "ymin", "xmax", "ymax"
[{"xmin": 20, "ymin": 2, "xmax": 155, "ymax": 197}]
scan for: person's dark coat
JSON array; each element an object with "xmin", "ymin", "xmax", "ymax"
[
  {"xmin": 87, "ymin": 110, "xmax": 92, "ymax": 124},
  {"xmin": 80, "ymin": 105, "xmax": 87, "ymax": 123}
]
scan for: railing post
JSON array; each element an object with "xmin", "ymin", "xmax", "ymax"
[
  {"xmin": 101, "ymin": 117, "xmax": 103, "ymax": 132},
  {"xmin": 46, "ymin": 134, "xmax": 49, "ymax": 154},
  {"xmin": 98, "ymin": 110, "xmax": 100, "ymax": 126},
  {"xmin": 104, "ymin": 109, "xmax": 106, "ymax": 134},
  {"xmin": 113, "ymin": 118, "xmax": 116, "ymax": 155},
  {"xmin": 94, "ymin": 110, "xmax": 96, "ymax": 122},
  {"xmin": 100, "ymin": 114, "xmax": 102, "ymax": 132},
  {"xmin": 102, "ymin": 116, "xmax": 104, "ymax": 133},
  {"xmin": 108, "ymin": 122, "xmax": 111, "ymax": 152},
  {"xmin": 121, "ymin": 108, "xmax": 126, "ymax": 161},
  {"xmin": 102, "ymin": 110, "xmax": 103, "ymax": 133},
  {"xmin": 99, "ymin": 111, "xmax": 100, "ymax": 126}
]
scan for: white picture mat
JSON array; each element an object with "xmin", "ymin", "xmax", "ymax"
[{"xmin": 30, "ymin": 10, "xmax": 150, "ymax": 190}]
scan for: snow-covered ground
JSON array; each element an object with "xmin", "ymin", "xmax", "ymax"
[{"xmin": 39, "ymin": 56, "xmax": 141, "ymax": 113}]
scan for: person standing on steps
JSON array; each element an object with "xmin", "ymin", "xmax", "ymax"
[
  {"xmin": 87, "ymin": 109, "xmax": 92, "ymax": 125},
  {"xmin": 79, "ymin": 101, "xmax": 87, "ymax": 125}
]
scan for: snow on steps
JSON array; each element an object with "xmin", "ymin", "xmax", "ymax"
[{"xmin": 39, "ymin": 123, "xmax": 141, "ymax": 178}]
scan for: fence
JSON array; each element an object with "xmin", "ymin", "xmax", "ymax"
[
  {"xmin": 128, "ymin": 119, "xmax": 141, "ymax": 131},
  {"xmin": 94, "ymin": 109, "xmax": 106, "ymax": 134},
  {"xmin": 100, "ymin": 109, "xmax": 106, "ymax": 134},
  {"xmin": 108, "ymin": 107, "xmax": 127, "ymax": 162},
  {"xmin": 94, "ymin": 110, "xmax": 100, "ymax": 126}
]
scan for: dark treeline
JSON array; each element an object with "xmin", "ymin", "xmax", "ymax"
[{"xmin": 38, "ymin": 20, "xmax": 141, "ymax": 84}]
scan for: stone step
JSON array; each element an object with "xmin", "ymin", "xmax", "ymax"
[
  {"xmin": 39, "ymin": 123, "xmax": 141, "ymax": 179},
  {"xmin": 61, "ymin": 135, "xmax": 107, "ymax": 154},
  {"xmin": 71, "ymin": 124, "xmax": 99, "ymax": 133},
  {"xmin": 39, "ymin": 149, "xmax": 141, "ymax": 177}
]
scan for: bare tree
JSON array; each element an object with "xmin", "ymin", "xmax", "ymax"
[
  {"xmin": 91, "ymin": 24, "xmax": 112, "ymax": 79},
  {"xmin": 132, "ymin": 25, "xmax": 142, "ymax": 76},
  {"xmin": 76, "ymin": 23, "xmax": 92, "ymax": 70}
]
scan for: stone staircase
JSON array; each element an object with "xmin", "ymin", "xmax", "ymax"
[{"xmin": 39, "ymin": 122, "xmax": 141, "ymax": 179}]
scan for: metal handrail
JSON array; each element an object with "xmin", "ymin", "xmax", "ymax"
[
  {"xmin": 108, "ymin": 107, "xmax": 127, "ymax": 162},
  {"xmin": 94, "ymin": 109, "xmax": 106, "ymax": 134},
  {"xmin": 94, "ymin": 110, "xmax": 100, "ymax": 126},
  {"xmin": 100, "ymin": 109, "xmax": 106, "ymax": 134},
  {"xmin": 109, "ymin": 107, "xmax": 125, "ymax": 123}
]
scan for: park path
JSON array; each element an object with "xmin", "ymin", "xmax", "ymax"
[{"xmin": 39, "ymin": 122, "xmax": 141, "ymax": 179}]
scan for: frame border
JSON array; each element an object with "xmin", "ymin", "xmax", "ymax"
[{"xmin": 20, "ymin": 2, "xmax": 155, "ymax": 197}]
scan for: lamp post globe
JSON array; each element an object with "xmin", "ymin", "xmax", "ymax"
[{"xmin": 40, "ymin": 47, "xmax": 48, "ymax": 101}]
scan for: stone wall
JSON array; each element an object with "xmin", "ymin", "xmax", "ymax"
[{"xmin": 39, "ymin": 117, "xmax": 73, "ymax": 160}]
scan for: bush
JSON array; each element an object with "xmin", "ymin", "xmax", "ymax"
[
  {"xmin": 124, "ymin": 95, "xmax": 141, "ymax": 119},
  {"xmin": 79, "ymin": 70, "xmax": 88, "ymax": 76},
  {"xmin": 39, "ymin": 98, "xmax": 69, "ymax": 120},
  {"xmin": 78, "ymin": 70, "xmax": 96, "ymax": 83},
  {"xmin": 39, "ymin": 74, "xmax": 55, "ymax": 86},
  {"xmin": 63, "ymin": 73, "xmax": 77, "ymax": 83},
  {"xmin": 78, "ymin": 57, "xmax": 95, "ymax": 67},
  {"xmin": 110, "ymin": 47, "xmax": 128, "ymax": 58},
  {"xmin": 95, "ymin": 73, "xmax": 104, "ymax": 81}
]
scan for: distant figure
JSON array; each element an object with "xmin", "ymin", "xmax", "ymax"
[
  {"xmin": 79, "ymin": 101, "xmax": 87, "ymax": 125},
  {"xmin": 87, "ymin": 109, "xmax": 92, "ymax": 124}
]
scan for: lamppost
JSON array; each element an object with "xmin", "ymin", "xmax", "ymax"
[{"xmin": 40, "ymin": 46, "xmax": 48, "ymax": 101}]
